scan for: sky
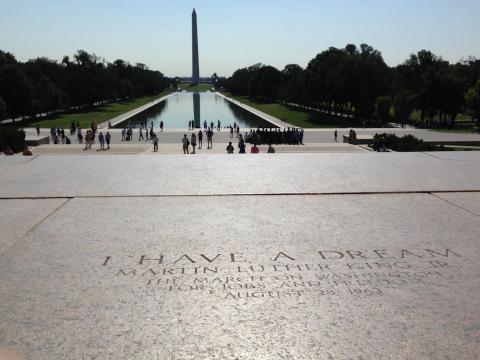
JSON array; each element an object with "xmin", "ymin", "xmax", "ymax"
[{"xmin": 0, "ymin": 0, "xmax": 479, "ymax": 77}]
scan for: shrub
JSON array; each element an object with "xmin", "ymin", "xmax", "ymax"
[
  {"xmin": 375, "ymin": 133, "xmax": 442, "ymax": 152},
  {"xmin": 0, "ymin": 126, "xmax": 26, "ymax": 153}
]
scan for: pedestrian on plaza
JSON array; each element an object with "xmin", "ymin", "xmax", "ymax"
[
  {"xmin": 217, "ymin": 120, "xmax": 221, "ymax": 131},
  {"xmin": 98, "ymin": 132, "xmax": 105, "ymax": 150},
  {"xmin": 238, "ymin": 140, "xmax": 246, "ymax": 154},
  {"xmin": 191, "ymin": 133, "xmax": 197, "ymax": 154},
  {"xmin": 229, "ymin": 125, "xmax": 233, "ymax": 138},
  {"xmin": 334, "ymin": 130, "xmax": 338, "ymax": 142},
  {"xmin": 251, "ymin": 143, "xmax": 259, "ymax": 154},
  {"xmin": 188, "ymin": 120, "xmax": 191, "ymax": 130},
  {"xmin": 139, "ymin": 127, "xmax": 144, "ymax": 141},
  {"xmin": 206, "ymin": 128, "xmax": 213, "ymax": 149},
  {"xmin": 226, "ymin": 142, "xmax": 234, "ymax": 154},
  {"xmin": 267, "ymin": 144, "xmax": 275, "ymax": 153},
  {"xmin": 203, "ymin": 120, "xmax": 207, "ymax": 130},
  {"xmin": 160, "ymin": 121, "xmax": 164, "ymax": 132},
  {"xmin": 83, "ymin": 130, "xmax": 91, "ymax": 150},
  {"xmin": 36, "ymin": 124, "xmax": 40, "ymax": 136},
  {"xmin": 210, "ymin": 121, "xmax": 214, "ymax": 131},
  {"xmin": 121, "ymin": 128, "xmax": 126, "ymax": 141},
  {"xmin": 145, "ymin": 128, "xmax": 149, "ymax": 141},
  {"xmin": 236, "ymin": 126, "xmax": 240, "ymax": 138},
  {"xmin": 105, "ymin": 131, "xmax": 111, "ymax": 150},
  {"xmin": 198, "ymin": 130, "xmax": 203, "ymax": 149},
  {"xmin": 182, "ymin": 134, "xmax": 189, "ymax": 154},
  {"xmin": 153, "ymin": 134, "xmax": 159, "ymax": 152}
]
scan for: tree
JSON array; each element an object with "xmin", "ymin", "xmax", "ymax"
[
  {"xmin": 465, "ymin": 80, "xmax": 480, "ymax": 123},
  {"xmin": 0, "ymin": 64, "xmax": 34, "ymax": 120},
  {"xmin": 0, "ymin": 50, "xmax": 17, "ymax": 66},
  {"xmin": 0, "ymin": 97, "xmax": 6, "ymax": 120},
  {"xmin": 393, "ymin": 91, "xmax": 415, "ymax": 125},
  {"xmin": 375, "ymin": 96, "xmax": 392, "ymax": 124},
  {"xmin": 248, "ymin": 65, "xmax": 282, "ymax": 100}
]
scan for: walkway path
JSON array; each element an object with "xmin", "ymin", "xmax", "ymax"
[
  {"xmin": 97, "ymin": 93, "xmax": 174, "ymax": 129},
  {"xmin": 22, "ymin": 127, "xmax": 480, "ymax": 146},
  {"xmin": 29, "ymin": 142, "xmax": 367, "ymax": 155}
]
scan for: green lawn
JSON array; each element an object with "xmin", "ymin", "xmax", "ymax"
[
  {"xmin": 178, "ymin": 83, "xmax": 214, "ymax": 92},
  {"xmin": 410, "ymin": 110, "xmax": 479, "ymax": 133},
  {"xmin": 26, "ymin": 92, "xmax": 171, "ymax": 129},
  {"xmin": 222, "ymin": 93, "xmax": 351, "ymax": 128}
]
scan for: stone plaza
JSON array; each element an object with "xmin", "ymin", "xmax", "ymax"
[{"xmin": 0, "ymin": 151, "xmax": 479, "ymax": 359}]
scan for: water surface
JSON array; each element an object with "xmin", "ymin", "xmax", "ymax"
[{"xmin": 115, "ymin": 92, "xmax": 276, "ymax": 129}]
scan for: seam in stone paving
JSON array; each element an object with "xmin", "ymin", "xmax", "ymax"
[
  {"xmin": 0, "ymin": 190, "xmax": 479, "ymax": 200},
  {"xmin": 19, "ymin": 155, "xmax": 39, "ymax": 164},
  {"xmin": 429, "ymin": 193, "xmax": 480, "ymax": 217},
  {"xmin": 421, "ymin": 152, "xmax": 480, "ymax": 162},
  {"xmin": 0, "ymin": 198, "xmax": 71, "ymax": 257}
]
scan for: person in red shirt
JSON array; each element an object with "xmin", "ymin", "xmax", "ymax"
[{"xmin": 250, "ymin": 143, "xmax": 259, "ymax": 153}]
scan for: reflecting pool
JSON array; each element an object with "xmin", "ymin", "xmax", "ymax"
[{"xmin": 115, "ymin": 92, "xmax": 276, "ymax": 129}]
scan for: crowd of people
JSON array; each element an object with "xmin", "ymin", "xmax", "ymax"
[
  {"xmin": 50, "ymin": 127, "xmax": 72, "ymax": 144},
  {"xmin": 244, "ymin": 127, "xmax": 304, "ymax": 145},
  {"xmin": 45, "ymin": 118, "xmax": 307, "ymax": 154}
]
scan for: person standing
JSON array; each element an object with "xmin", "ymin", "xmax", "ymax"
[
  {"xmin": 153, "ymin": 134, "xmax": 159, "ymax": 152},
  {"xmin": 105, "ymin": 131, "xmax": 111, "ymax": 150},
  {"xmin": 121, "ymin": 128, "xmax": 126, "ymax": 141},
  {"xmin": 139, "ymin": 127, "xmax": 144, "ymax": 141},
  {"xmin": 238, "ymin": 140, "xmax": 246, "ymax": 154},
  {"xmin": 226, "ymin": 142, "xmax": 234, "ymax": 154},
  {"xmin": 198, "ymin": 130, "xmax": 203, "ymax": 149},
  {"xmin": 210, "ymin": 121, "xmax": 214, "ymax": 131},
  {"xmin": 267, "ymin": 144, "xmax": 275, "ymax": 153},
  {"xmin": 98, "ymin": 132, "xmax": 105, "ymax": 150},
  {"xmin": 229, "ymin": 125, "xmax": 234, "ymax": 138},
  {"xmin": 36, "ymin": 124, "xmax": 40, "ymax": 136},
  {"xmin": 203, "ymin": 120, "xmax": 207, "ymax": 130},
  {"xmin": 206, "ymin": 128, "xmax": 213, "ymax": 149},
  {"xmin": 251, "ymin": 143, "xmax": 259, "ymax": 154},
  {"xmin": 191, "ymin": 133, "xmax": 197, "ymax": 154},
  {"xmin": 160, "ymin": 121, "xmax": 164, "ymax": 132},
  {"xmin": 217, "ymin": 120, "xmax": 221, "ymax": 131},
  {"xmin": 236, "ymin": 126, "xmax": 240, "ymax": 138},
  {"xmin": 182, "ymin": 134, "xmax": 189, "ymax": 154},
  {"xmin": 334, "ymin": 130, "xmax": 338, "ymax": 142}
]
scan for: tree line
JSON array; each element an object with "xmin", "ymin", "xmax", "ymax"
[
  {"xmin": 0, "ymin": 50, "xmax": 169, "ymax": 122},
  {"xmin": 223, "ymin": 44, "xmax": 480, "ymax": 127}
]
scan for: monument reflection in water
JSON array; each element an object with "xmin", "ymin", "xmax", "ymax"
[
  {"xmin": 193, "ymin": 93, "xmax": 201, "ymax": 128},
  {"xmin": 116, "ymin": 92, "xmax": 275, "ymax": 129}
]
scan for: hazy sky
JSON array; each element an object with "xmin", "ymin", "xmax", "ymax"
[{"xmin": 0, "ymin": 0, "xmax": 479, "ymax": 77}]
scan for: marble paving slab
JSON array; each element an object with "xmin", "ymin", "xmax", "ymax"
[
  {"xmin": 0, "ymin": 198, "xmax": 67, "ymax": 253},
  {"xmin": 0, "ymin": 152, "xmax": 479, "ymax": 198},
  {"xmin": 0, "ymin": 193, "xmax": 479, "ymax": 359}
]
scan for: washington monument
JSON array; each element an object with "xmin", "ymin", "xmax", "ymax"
[{"xmin": 192, "ymin": 9, "xmax": 200, "ymax": 84}]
